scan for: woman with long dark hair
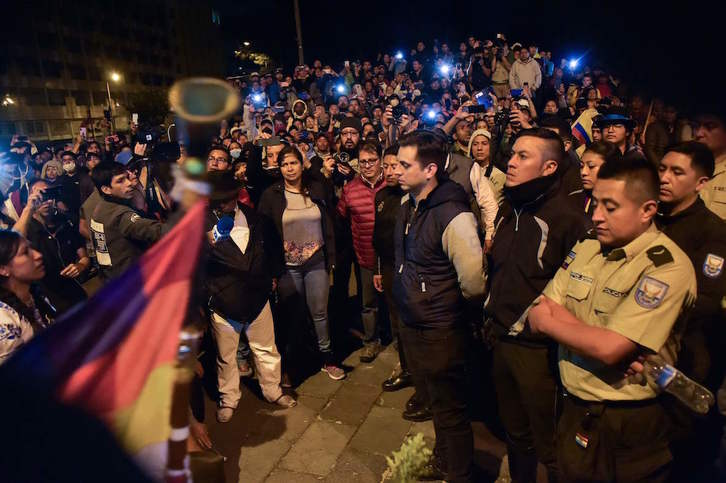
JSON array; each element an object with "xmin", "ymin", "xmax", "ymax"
[
  {"xmin": 258, "ymin": 145, "xmax": 345, "ymax": 382},
  {"xmin": 0, "ymin": 230, "xmax": 48, "ymax": 363}
]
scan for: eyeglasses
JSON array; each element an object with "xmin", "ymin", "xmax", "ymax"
[
  {"xmin": 359, "ymin": 158, "xmax": 379, "ymax": 167},
  {"xmin": 341, "ymin": 130, "xmax": 358, "ymax": 138}
]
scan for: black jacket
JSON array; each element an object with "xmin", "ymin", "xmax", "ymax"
[
  {"xmin": 485, "ymin": 174, "xmax": 590, "ymax": 343},
  {"xmin": 657, "ymin": 198, "xmax": 726, "ymax": 387},
  {"xmin": 257, "ymin": 179, "xmax": 336, "ymax": 272},
  {"xmin": 373, "ymin": 185, "xmax": 404, "ymax": 269},
  {"xmin": 205, "ymin": 202, "xmax": 274, "ymax": 323},
  {"xmin": 245, "ymin": 143, "xmax": 282, "ymax": 206},
  {"xmin": 393, "ymin": 180, "xmax": 482, "ymax": 330}
]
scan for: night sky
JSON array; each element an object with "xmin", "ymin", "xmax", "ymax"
[{"xmin": 221, "ymin": 1, "xmax": 716, "ymax": 110}]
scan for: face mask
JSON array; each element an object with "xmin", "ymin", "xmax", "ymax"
[
  {"xmin": 63, "ymin": 162, "xmax": 76, "ymax": 173},
  {"xmin": 230, "ymin": 149, "xmax": 242, "ymax": 159}
]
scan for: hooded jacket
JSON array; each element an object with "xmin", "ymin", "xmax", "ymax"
[
  {"xmin": 509, "ymin": 58, "xmax": 542, "ymax": 90},
  {"xmin": 466, "ymin": 129, "xmax": 507, "ymax": 204},
  {"xmin": 485, "ymin": 174, "xmax": 590, "ymax": 343},
  {"xmin": 393, "ymin": 180, "xmax": 486, "ymax": 330}
]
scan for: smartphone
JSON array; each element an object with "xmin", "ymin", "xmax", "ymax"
[
  {"xmin": 465, "ymin": 105, "xmax": 488, "ymax": 114},
  {"xmin": 344, "ymin": 60, "xmax": 350, "ymax": 67},
  {"xmin": 80, "ymin": 127, "xmax": 87, "ymax": 139},
  {"xmin": 258, "ymin": 136, "xmax": 281, "ymax": 147},
  {"xmin": 132, "ymin": 113, "xmax": 139, "ymax": 125},
  {"xmin": 510, "ymin": 89, "xmax": 523, "ymax": 98}
]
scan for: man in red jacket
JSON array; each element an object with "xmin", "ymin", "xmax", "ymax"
[{"xmin": 337, "ymin": 141, "xmax": 387, "ymax": 362}]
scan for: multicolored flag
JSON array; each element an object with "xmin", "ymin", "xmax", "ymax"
[
  {"xmin": 571, "ymin": 107, "xmax": 600, "ymax": 145},
  {"xmin": 3, "ymin": 201, "xmax": 205, "ymax": 478}
]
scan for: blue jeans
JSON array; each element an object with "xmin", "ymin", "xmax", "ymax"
[{"xmin": 281, "ymin": 259, "xmax": 332, "ymax": 354}]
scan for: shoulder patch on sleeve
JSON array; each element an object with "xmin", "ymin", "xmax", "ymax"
[
  {"xmin": 562, "ymin": 250, "xmax": 576, "ymax": 269},
  {"xmin": 634, "ymin": 276, "xmax": 669, "ymax": 308},
  {"xmin": 400, "ymin": 193, "xmax": 410, "ymax": 206},
  {"xmin": 646, "ymin": 245, "xmax": 674, "ymax": 267},
  {"xmin": 129, "ymin": 213, "xmax": 141, "ymax": 223},
  {"xmin": 704, "ymin": 253, "xmax": 725, "ymax": 278}
]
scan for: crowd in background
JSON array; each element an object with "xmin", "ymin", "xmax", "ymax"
[{"xmin": 2, "ymin": 32, "xmax": 726, "ymax": 483}]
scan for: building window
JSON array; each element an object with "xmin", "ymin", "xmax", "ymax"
[
  {"xmin": 20, "ymin": 88, "xmax": 46, "ymax": 106},
  {"xmin": 67, "ymin": 64, "xmax": 86, "ymax": 80},
  {"xmin": 211, "ymin": 9, "xmax": 221, "ymax": 25},
  {"xmin": 47, "ymin": 89, "xmax": 66, "ymax": 106},
  {"xmin": 71, "ymin": 90, "xmax": 90, "ymax": 105},
  {"xmin": 42, "ymin": 60, "xmax": 63, "ymax": 78}
]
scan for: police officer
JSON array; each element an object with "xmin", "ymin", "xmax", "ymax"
[
  {"xmin": 89, "ymin": 161, "xmax": 178, "ymax": 280},
  {"xmin": 529, "ymin": 158, "xmax": 697, "ymax": 482},
  {"xmin": 656, "ymin": 141, "xmax": 726, "ymax": 480},
  {"xmin": 693, "ymin": 111, "xmax": 726, "ymax": 219}
]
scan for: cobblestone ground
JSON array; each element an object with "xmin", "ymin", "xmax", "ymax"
[{"xmin": 202, "ymin": 343, "xmax": 519, "ymax": 483}]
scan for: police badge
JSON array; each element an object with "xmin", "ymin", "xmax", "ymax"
[
  {"xmin": 703, "ymin": 253, "xmax": 724, "ymax": 278},
  {"xmin": 634, "ymin": 276, "xmax": 669, "ymax": 309}
]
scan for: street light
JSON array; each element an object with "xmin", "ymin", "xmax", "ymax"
[
  {"xmin": 243, "ymin": 41, "xmax": 250, "ymax": 47},
  {"xmin": 2, "ymin": 95, "xmax": 15, "ymax": 106},
  {"xmin": 107, "ymin": 71, "xmax": 122, "ymax": 131}
]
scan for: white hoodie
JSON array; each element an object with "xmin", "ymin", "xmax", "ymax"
[{"xmin": 509, "ymin": 58, "xmax": 542, "ymax": 90}]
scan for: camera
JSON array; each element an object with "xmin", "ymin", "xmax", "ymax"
[
  {"xmin": 335, "ymin": 151, "xmax": 350, "ymax": 165},
  {"xmin": 492, "ymin": 108, "xmax": 511, "ymax": 139},
  {"xmin": 135, "ymin": 126, "xmax": 160, "ymax": 144},
  {"xmin": 42, "ymin": 185, "xmax": 63, "ymax": 202}
]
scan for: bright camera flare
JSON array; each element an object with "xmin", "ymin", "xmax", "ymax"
[
  {"xmin": 569, "ymin": 59, "xmax": 579, "ymax": 69},
  {"xmin": 336, "ymin": 84, "xmax": 346, "ymax": 94},
  {"xmin": 395, "ymin": 52, "xmax": 404, "ymax": 60},
  {"xmin": 110, "ymin": 72, "xmax": 121, "ymax": 82}
]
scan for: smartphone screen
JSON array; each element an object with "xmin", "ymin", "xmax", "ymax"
[
  {"xmin": 132, "ymin": 113, "xmax": 139, "ymax": 125},
  {"xmin": 80, "ymin": 127, "xmax": 87, "ymax": 138}
]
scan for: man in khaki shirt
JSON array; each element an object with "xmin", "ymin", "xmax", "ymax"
[
  {"xmin": 694, "ymin": 112, "xmax": 726, "ymax": 219},
  {"xmin": 528, "ymin": 158, "xmax": 696, "ymax": 482}
]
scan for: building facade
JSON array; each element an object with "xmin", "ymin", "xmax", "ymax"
[{"xmin": 0, "ymin": 0, "xmax": 224, "ymax": 145}]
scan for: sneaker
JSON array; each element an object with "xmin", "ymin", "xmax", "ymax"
[
  {"xmin": 321, "ymin": 363, "xmax": 346, "ymax": 380},
  {"xmin": 274, "ymin": 394, "xmax": 298, "ymax": 408},
  {"xmin": 238, "ymin": 359, "xmax": 253, "ymax": 377},
  {"xmin": 216, "ymin": 406, "xmax": 234, "ymax": 423},
  {"xmin": 359, "ymin": 341, "xmax": 382, "ymax": 363}
]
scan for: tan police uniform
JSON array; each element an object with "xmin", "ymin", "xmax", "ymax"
[
  {"xmin": 541, "ymin": 224, "xmax": 697, "ymax": 482},
  {"xmin": 700, "ymin": 154, "xmax": 726, "ymax": 220}
]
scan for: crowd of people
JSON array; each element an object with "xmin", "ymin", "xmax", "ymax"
[{"xmin": 2, "ymin": 32, "xmax": 726, "ymax": 482}]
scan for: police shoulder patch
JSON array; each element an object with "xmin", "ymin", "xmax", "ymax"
[
  {"xmin": 703, "ymin": 253, "xmax": 725, "ymax": 278},
  {"xmin": 562, "ymin": 250, "xmax": 576, "ymax": 269},
  {"xmin": 646, "ymin": 245, "xmax": 673, "ymax": 267},
  {"xmin": 634, "ymin": 276, "xmax": 669, "ymax": 309},
  {"xmin": 129, "ymin": 213, "xmax": 140, "ymax": 223}
]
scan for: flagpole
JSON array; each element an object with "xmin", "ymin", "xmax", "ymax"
[{"xmin": 165, "ymin": 327, "xmax": 203, "ymax": 483}]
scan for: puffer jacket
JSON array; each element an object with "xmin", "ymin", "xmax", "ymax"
[{"xmin": 337, "ymin": 173, "xmax": 386, "ymax": 270}]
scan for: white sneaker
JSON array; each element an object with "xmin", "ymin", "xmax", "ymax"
[{"xmin": 216, "ymin": 406, "xmax": 234, "ymax": 423}]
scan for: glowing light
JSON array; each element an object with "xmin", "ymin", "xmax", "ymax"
[
  {"xmin": 2, "ymin": 95, "xmax": 15, "ymax": 106},
  {"xmin": 336, "ymin": 84, "xmax": 346, "ymax": 94},
  {"xmin": 439, "ymin": 64, "xmax": 450, "ymax": 75},
  {"xmin": 426, "ymin": 110, "xmax": 436, "ymax": 119},
  {"xmin": 243, "ymin": 41, "xmax": 250, "ymax": 47},
  {"xmin": 569, "ymin": 59, "xmax": 579, "ymax": 69},
  {"xmin": 395, "ymin": 52, "xmax": 403, "ymax": 60},
  {"xmin": 110, "ymin": 71, "xmax": 121, "ymax": 82},
  {"xmin": 253, "ymin": 94, "xmax": 263, "ymax": 102}
]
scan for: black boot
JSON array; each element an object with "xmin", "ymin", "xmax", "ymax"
[
  {"xmin": 382, "ymin": 371, "xmax": 413, "ymax": 392},
  {"xmin": 418, "ymin": 454, "xmax": 448, "ymax": 481},
  {"xmin": 402, "ymin": 392, "xmax": 432, "ymax": 422}
]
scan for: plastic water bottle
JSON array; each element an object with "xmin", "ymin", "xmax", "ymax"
[
  {"xmin": 212, "ymin": 216, "xmax": 234, "ymax": 243},
  {"xmin": 646, "ymin": 361, "xmax": 715, "ymax": 414}
]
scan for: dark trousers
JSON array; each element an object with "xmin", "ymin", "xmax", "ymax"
[
  {"xmin": 381, "ymin": 262, "xmax": 407, "ymax": 372},
  {"xmin": 557, "ymin": 394, "xmax": 672, "ymax": 483},
  {"xmin": 400, "ymin": 324, "xmax": 473, "ymax": 483},
  {"xmin": 492, "ymin": 338, "xmax": 559, "ymax": 483}
]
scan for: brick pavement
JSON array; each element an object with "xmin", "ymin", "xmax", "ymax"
[{"xmin": 203, "ymin": 343, "xmax": 510, "ymax": 483}]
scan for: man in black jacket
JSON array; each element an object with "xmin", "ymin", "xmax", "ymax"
[
  {"xmin": 485, "ymin": 128, "xmax": 590, "ymax": 483},
  {"xmin": 393, "ymin": 131, "xmax": 486, "ymax": 482},
  {"xmin": 656, "ymin": 141, "xmax": 726, "ymax": 481},
  {"xmin": 205, "ymin": 173, "xmax": 295, "ymax": 423}
]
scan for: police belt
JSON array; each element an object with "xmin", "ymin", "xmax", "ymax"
[{"xmin": 562, "ymin": 388, "xmax": 661, "ymax": 410}]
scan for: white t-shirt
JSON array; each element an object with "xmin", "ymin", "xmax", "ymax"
[{"xmin": 0, "ymin": 301, "xmax": 34, "ymax": 365}]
